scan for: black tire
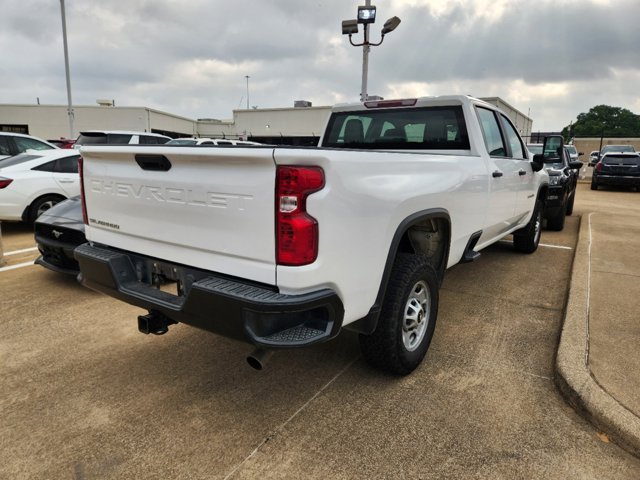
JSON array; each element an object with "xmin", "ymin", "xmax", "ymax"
[
  {"xmin": 28, "ymin": 194, "xmax": 64, "ymax": 225},
  {"xmin": 565, "ymin": 192, "xmax": 575, "ymax": 216},
  {"xmin": 359, "ymin": 254, "xmax": 439, "ymax": 376},
  {"xmin": 546, "ymin": 202, "xmax": 566, "ymax": 231},
  {"xmin": 513, "ymin": 198, "xmax": 542, "ymax": 253},
  {"xmin": 590, "ymin": 178, "xmax": 598, "ymax": 190}
]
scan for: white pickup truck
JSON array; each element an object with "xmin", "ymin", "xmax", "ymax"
[{"xmin": 75, "ymin": 96, "xmax": 550, "ymax": 375}]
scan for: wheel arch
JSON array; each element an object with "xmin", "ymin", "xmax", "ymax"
[
  {"xmin": 346, "ymin": 208, "xmax": 451, "ymax": 335},
  {"xmin": 22, "ymin": 192, "xmax": 68, "ymax": 222}
]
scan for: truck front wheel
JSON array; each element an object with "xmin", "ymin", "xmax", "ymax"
[
  {"xmin": 359, "ymin": 254, "xmax": 439, "ymax": 375},
  {"xmin": 513, "ymin": 198, "xmax": 542, "ymax": 253}
]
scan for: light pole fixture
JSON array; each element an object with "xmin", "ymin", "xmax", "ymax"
[{"xmin": 341, "ymin": 1, "xmax": 401, "ymax": 102}]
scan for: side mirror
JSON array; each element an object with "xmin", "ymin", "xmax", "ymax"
[
  {"xmin": 531, "ymin": 153, "xmax": 544, "ymax": 172},
  {"xmin": 542, "ymin": 135, "xmax": 564, "ymax": 162},
  {"xmin": 578, "ymin": 152, "xmax": 584, "ymax": 156},
  {"xmin": 569, "ymin": 161, "xmax": 583, "ymax": 170}
]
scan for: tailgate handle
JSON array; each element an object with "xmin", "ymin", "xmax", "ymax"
[{"xmin": 135, "ymin": 154, "xmax": 172, "ymax": 172}]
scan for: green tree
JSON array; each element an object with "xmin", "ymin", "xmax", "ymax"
[{"xmin": 562, "ymin": 105, "xmax": 640, "ymax": 138}]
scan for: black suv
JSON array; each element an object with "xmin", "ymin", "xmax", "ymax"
[{"xmin": 536, "ymin": 140, "xmax": 583, "ymax": 231}]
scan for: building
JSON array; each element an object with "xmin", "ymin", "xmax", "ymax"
[{"xmin": 0, "ymin": 96, "xmax": 532, "ymax": 145}]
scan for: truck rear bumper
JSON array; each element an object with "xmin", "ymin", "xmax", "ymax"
[{"xmin": 74, "ymin": 243, "xmax": 344, "ymax": 348}]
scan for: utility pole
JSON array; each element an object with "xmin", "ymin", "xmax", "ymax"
[
  {"xmin": 245, "ymin": 76, "xmax": 250, "ymax": 110},
  {"xmin": 60, "ymin": 0, "xmax": 74, "ymax": 139}
]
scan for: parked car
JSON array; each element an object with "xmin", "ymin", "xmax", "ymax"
[
  {"xmin": 166, "ymin": 137, "xmax": 261, "ymax": 146},
  {"xmin": 0, "ymin": 149, "xmax": 81, "ymax": 224},
  {"xmin": 34, "ymin": 196, "xmax": 85, "ymax": 275},
  {"xmin": 564, "ymin": 144, "xmax": 582, "ymax": 162},
  {"xmin": 588, "ymin": 150, "xmax": 600, "ymax": 167},
  {"xmin": 74, "ymin": 130, "xmax": 171, "ymax": 148},
  {"xmin": 47, "ymin": 138, "xmax": 76, "ymax": 149},
  {"xmin": 591, "ymin": 152, "xmax": 640, "ymax": 190},
  {"xmin": 596, "ymin": 144, "xmax": 636, "ymax": 163},
  {"xmin": 0, "ymin": 132, "xmax": 57, "ymax": 160},
  {"xmin": 528, "ymin": 142, "xmax": 580, "ymax": 230},
  {"xmin": 542, "ymin": 146, "xmax": 582, "ymax": 230},
  {"xmin": 75, "ymin": 95, "xmax": 550, "ymax": 375}
]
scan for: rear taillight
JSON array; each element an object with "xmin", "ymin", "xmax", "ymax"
[
  {"xmin": 276, "ymin": 166, "xmax": 325, "ymax": 266},
  {"xmin": 78, "ymin": 157, "xmax": 88, "ymax": 225},
  {"xmin": 0, "ymin": 177, "xmax": 13, "ymax": 189},
  {"xmin": 595, "ymin": 161, "xmax": 603, "ymax": 172}
]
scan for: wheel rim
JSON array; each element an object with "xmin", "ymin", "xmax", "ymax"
[
  {"xmin": 402, "ymin": 280, "xmax": 430, "ymax": 351},
  {"xmin": 37, "ymin": 200, "xmax": 57, "ymax": 217},
  {"xmin": 533, "ymin": 208, "xmax": 542, "ymax": 244}
]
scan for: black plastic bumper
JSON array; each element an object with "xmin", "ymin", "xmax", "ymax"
[
  {"xmin": 35, "ymin": 233, "xmax": 81, "ymax": 275},
  {"xmin": 74, "ymin": 243, "xmax": 344, "ymax": 348},
  {"xmin": 594, "ymin": 175, "xmax": 640, "ymax": 187}
]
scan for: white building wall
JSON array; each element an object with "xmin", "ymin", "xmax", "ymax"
[{"xmin": 0, "ymin": 104, "xmax": 196, "ymax": 140}]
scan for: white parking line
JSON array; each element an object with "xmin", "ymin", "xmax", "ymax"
[
  {"xmin": 4, "ymin": 246, "xmax": 39, "ymax": 256},
  {"xmin": 0, "ymin": 260, "xmax": 36, "ymax": 273},
  {"xmin": 539, "ymin": 243, "xmax": 573, "ymax": 250},
  {"xmin": 499, "ymin": 240, "xmax": 573, "ymax": 250}
]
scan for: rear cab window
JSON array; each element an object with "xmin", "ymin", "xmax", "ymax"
[{"xmin": 321, "ymin": 105, "xmax": 470, "ymax": 150}]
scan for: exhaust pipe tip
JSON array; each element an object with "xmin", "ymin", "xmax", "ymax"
[{"xmin": 247, "ymin": 348, "xmax": 273, "ymax": 370}]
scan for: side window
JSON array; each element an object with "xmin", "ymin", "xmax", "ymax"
[
  {"xmin": 0, "ymin": 136, "xmax": 13, "ymax": 156},
  {"xmin": 477, "ymin": 108, "xmax": 506, "ymax": 157},
  {"xmin": 500, "ymin": 115, "xmax": 525, "ymax": 159},
  {"xmin": 216, "ymin": 140, "xmax": 233, "ymax": 145},
  {"xmin": 56, "ymin": 156, "xmax": 79, "ymax": 173},
  {"xmin": 32, "ymin": 160, "xmax": 58, "ymax": 172},
  {"xmin": 14, "ymin": 136, "xmax": 53, "ymax": 152},
  {"xmin": 107, "ymin": 134, "xmax": 133, "ymax": 144}
]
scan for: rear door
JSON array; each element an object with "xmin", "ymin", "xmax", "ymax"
[
  {"xmin": 52, "ymin": 155, "xmax": 80, "ymax": 196},
  {"xmin": 82, "ymin": 146, "xmax": 277, "ymax": 285},
  {"xmin": 476, "ymin": 107, "xmax": 519, "ymax": 240},
  {"xmin": 497, "ymin": 114, "xmax": 536, "ymax": 220}
]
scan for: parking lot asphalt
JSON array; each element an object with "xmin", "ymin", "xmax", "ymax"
[{"xmin": 2, "ymin": 187, "xmax": 640, "ymax": 479}]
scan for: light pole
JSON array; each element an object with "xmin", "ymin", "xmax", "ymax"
[
  {"xmin": 245, "ymin": 75, "xmax": 250, "ymax": 110},
  {"xmin": 342, "ymin": 3, "xmax": 401, "ymax": 102},
  {"xmin": 60, "ymin": 0, "xmax": 74, "ymax": 139}
]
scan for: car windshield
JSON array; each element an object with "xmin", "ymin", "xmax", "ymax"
[
  {"xmin": 166, "ymin": 139, "xmax": 198, "ymax": 145},
  {"xmin": 527, "ymin": 144, "xmax": 543, "ymax": 155},
  {"xmin": 565, "ymin": 146, "xmax": 577, "ymax": 155},
  {"xmin": 0, "ymin": 153, "xmax": 42, "ymax": 168}
]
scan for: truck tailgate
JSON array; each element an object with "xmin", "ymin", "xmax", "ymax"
[{"xmin": 81, "ymin": 146, "xmax": 277, "ymax": 285}]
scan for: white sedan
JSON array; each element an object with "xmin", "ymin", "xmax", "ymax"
[{"xmin": 0, "ymin": 149, "xmax": 81, "ymax": 224}]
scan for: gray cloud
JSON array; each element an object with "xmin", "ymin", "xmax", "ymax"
[{"xmin": 0, "ymin": 0, "xmax": 638, "ymax": 130}]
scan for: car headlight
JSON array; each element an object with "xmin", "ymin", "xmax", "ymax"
[{"xmin": 549, "ymin": 175, "xmax": 562, "ymax": 186}]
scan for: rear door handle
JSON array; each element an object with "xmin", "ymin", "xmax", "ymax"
[
  {"xmin": 58, "ymin": 179, "xmax": 75, "ymax": 183},
  {"xmin": 518, "ymin": 169, "xmax": 527, "ymax": 176},
  {"xmin": 492, "ymin": 170, "xmax": 503, "ymax": 178}
]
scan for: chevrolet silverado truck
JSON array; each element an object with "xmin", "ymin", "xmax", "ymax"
[{"xmin": 74, "ymin": 96, "xmax": 550, "ymax": 375}]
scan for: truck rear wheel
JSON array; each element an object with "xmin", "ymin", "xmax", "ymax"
[{"xmin": 359, "ymin": 254, "xmax": 439, "ymax": 375}]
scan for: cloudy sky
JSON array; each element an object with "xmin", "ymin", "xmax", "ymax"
[{"xmin": 1, "ymin": 0, "xmax": 639, "ymax": 131}]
